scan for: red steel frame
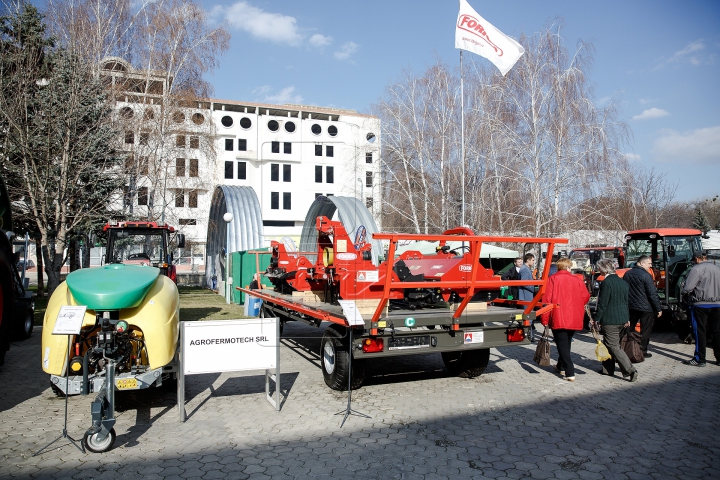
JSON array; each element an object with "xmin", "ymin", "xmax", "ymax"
[{"xmin": 240, "ymin": 233, "xmax": 567, "ymax": 334}]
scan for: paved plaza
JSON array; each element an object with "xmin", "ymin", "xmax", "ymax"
[{"xmin": 1, "ymin": 322, "xmax": 719, "ymax": 479}]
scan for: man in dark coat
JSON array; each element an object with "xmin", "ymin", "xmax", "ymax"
[
  {"xmin": 681, "ymin": 253, "xmax": 720, "ymax": 366},
  {"xmin": 595, "ymin": 259, "xmax": 637, "ymax": 381},
  {"xmin": 501, "ymin": 257, "xmax": 523, "ymax": 299},
  {"xmin": 622, "ymin": 255, "xmax": 662, "ymax": 357}
]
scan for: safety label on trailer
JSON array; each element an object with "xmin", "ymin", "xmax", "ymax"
[
  {"xmin": 464, "ymin": 331, "xmax": 484, "ymax": 344},
  {"xmin": 356, "ymin": 270, "xmax": 379, "ymax": 282}
]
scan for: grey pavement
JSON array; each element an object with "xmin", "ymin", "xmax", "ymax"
[{"xmin": 1, "ymin": 322, "xmax": 719, "ymax": 479}]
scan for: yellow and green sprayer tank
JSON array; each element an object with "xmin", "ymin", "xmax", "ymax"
[{"xmin": 42, "ymin": 220, "xmax": 184, "ymax": 453}]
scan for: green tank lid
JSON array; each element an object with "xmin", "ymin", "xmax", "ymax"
[{"xmin": 66, "ymin": 264, "xmax": 160, "ymax": 310}]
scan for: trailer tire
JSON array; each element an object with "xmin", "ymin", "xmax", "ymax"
[
  {"xmin": 320, "ymin": 325, "xmax": 365, "ymax": 391},
  {"xmin": 13, "ymin": 303, "xmax": 33, "ymax": 341},
  {"xmin": 442, "ymin": 348, "xmax": 490, "ymax": 378},
  {"xmin": 83, "ymin": 428, "xmax": 116, "ymax": 453}
]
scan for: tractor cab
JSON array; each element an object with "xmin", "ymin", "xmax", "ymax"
[
  {"xmin": 622, "ymin": 229, "xmax": 703, "ymax": 309},
  {"xmin": 103, "ymin": 221, "xmax": 185, "ymax": 283}
]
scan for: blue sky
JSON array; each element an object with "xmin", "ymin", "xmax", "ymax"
[{"xmin": 200, "ymin": 0, "xmax": 720, "ymax": 203}]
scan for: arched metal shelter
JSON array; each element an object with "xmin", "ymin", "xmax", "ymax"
[
  {"xmin": 299, "ymin": 196, "xmax": 383, "ymax": 265},
  {"xmin": 206, "ymin": 186, "xmax": 263, "ymax": 288}
]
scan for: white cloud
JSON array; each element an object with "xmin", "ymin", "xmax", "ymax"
[
  {"xmin": 624, "ymin": 153, "xmax": 641, "ymax": 161},
  {"xmin": 214, "ymin": 2, "xmax": 303, "ymax": 45},
  {"xmin": 334, "ymin": 41, "xmax": 359, "ymax": 60},
  {"xmin": 639, "ymin": 98, "xmax": 656, "ymax": 105},
  {"xmin": 655, "ymin": 40, "xmax": 715, "ymax": 68},
  {"xmin": 632, "ymin": 108, "xmax": 670, "ymax": 121},
  {"xmin": 309, "ymin": 33, "xmax": 332, "ymax": 48},
  {"xmin": 653, "ymin": 126, "xmax": 720, "ymax": 165},
  {"xmin": 252, "ymin": 85, "xmax": 303, "ymax": 104}
]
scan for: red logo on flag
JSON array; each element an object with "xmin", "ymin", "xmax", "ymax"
[{"xmin": 457, "ymin": 14, "xmax": 503, "ymax": 56}]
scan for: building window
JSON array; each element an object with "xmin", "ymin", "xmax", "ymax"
[
  {"xmin": 189, "ymin": 190, "xmax": 198, "ymax": 208},
  {"xmin": 366, "ymin": 171, "xmax": 373, "ymax": 187},
  {"xmin": 285, "ymin": 121, "xmax": 295, "ymax": 133},
  {"xmin": 139, "ymin": 132, "xmax": 149, "ymax": 146},
  {"xmin": 123, "ymin": 186, "xmax": 132, "ymax": 206},
  {"xmin": 315, "ymin": 193, "xmax": 323, "ymax": 198},
  {"xmin": 175, "ymin": 191, "xmax": 184, "ymax": 207},
  {"xmin": 189, "ymin": 159, "xmax": 198, "ymax": 177},
  {"xmin": 270, "ymin": 163, "xmax": 279, "ymax": 181},
  {"xmin": 179, "ymin": 219, "xmax": 197, "ymax": 226},
  {"xmin": 328, "ymin": 125, "xmax": 338, "ymax": 137},
  {"xmin": 326, "ymin": 145, "xmax": 334, "ymax": 157},
  {"xmin": 237, "ymin": 161, "xmax": 246, "ymax": 180},
  {"xmin": 326, "ymin": 166, "xmax": 334, "ymax": 184},
  {"xmin": 326, "ymin": 193, "xmax": 333, "ymax": 197},
  {"xmin": 189, "ymin": 136, "xmax": 199, "ymax": 149},
  {"xmin": 270, "ymin": 192, "xmax": 279, "ymax": 210},
  {"xmin": 224, "ymin": 161, "xmax": 233, "ymax": 179},
  {"xmin": 176, "ymin": 158, "xmax": 185, "ymax": 177},
  {"xmin": 240, "ymin": 117, "xmax": 252, "ymax": 129},
  {"xmin": 284, "ymin": 142, "xmax": 291, "ymax": 154},
  {"xmin": 366, "ymin": 197, "xmax": 373, "ymax": 209},
  {"xmin": 224, "ymin": 138, "xmax": 233, "ymax": 151},
  {"xmin": 311, "ymin": 124, "xmax": 321, "ymax": 135},
  {"xmin": 192, "ymin": 113, "xmax": 204, "ymax": 125},
  {"xmin": 221, "ymin": 115, "xmax": 233, "ymax": 127},
  {"xmin": 315, "ymin": 166, "xmax": 322, "ymax": 183},
  {"xmin": 366, "ymin": 152, "xmax": 373, "ymax": 163},
  {"xmin": 268, "ymin": 120, "xmax": 279, "ymax": 132},
  {"xmin": 283, "ymin": 164, "xmax": 291, "ymax": 182},
  {"xmin": 271, "ymin": 141, "xmax": 280, "ymax": 153},
  {"xmin": 124, "ymin": 131, "xmax": 134, "ymax": 144},
  {"xmin": 315, "ymin": 144, "xmax": 322, "ymax": 156},
  {"xmin": 137, "ymin": 187, "xmax": 148, "ymax": 206},
  {"xmin": 238, "ymin": 139, "xmax": 247, "ymax": 151},
  {"xmin": 176, "ymin": 135, "xmax": 185, "ymax": 148},
  {"xmin": 283, "ymin": 192, "xmax": 291, "ymax": 210},
  {"xmin": 139, "ymin": 156, "xmax": 148, "ymax": 175}
]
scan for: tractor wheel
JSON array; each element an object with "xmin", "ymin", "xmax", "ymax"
[
  {"xmin": 442, "ymin": 348, "xmax": 490, "ymax": 378},
  {"xmin": 13, "ymin": 303, "xmax": 33, "ymax": 340},
  {"xmin": 320, "ymin": 325, "xmax": 365, "ymax": 391},
  {"xmin": 0, "ymin": 253, "xmax": 14, "ymax": 367},
  {"xmin": 83, "ymin": 428, "xmax": 116, "ymax": 453}
]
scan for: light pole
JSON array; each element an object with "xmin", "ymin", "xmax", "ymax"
[{"xmin": 223, "ymin": 212, "xmax": 234, "ymax": 304}]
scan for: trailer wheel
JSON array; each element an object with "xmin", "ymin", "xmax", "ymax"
[
  {"xmin": 13, "ymin": 303, "xmax": 33, "ymax": 340},
  {"xmin": 83, "ymin": 428, "xmax": 116, "ymax": 453},
  {"xmin": 442, "ymin": 348, "xmax": 490, "ymax": 378},
  {"xmin": 320, "ymin": 325, "xmax": 365, "ymax": 391}
]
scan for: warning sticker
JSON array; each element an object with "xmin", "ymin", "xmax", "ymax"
[
  {"xmin": 336, "ymin": 239, "xmax": 347, "ymax": 253},
  {"xmin": 464, "ymin": 331, "xmax": 484, "ymax": 344},
  {"xmin": 357, "ymin": 270, "xmax": 379, "ymax": 282}
]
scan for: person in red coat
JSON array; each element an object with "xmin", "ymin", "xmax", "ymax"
[{"xmin": 540, "ymin": 257, "xmax": 591, "ymax": 381}]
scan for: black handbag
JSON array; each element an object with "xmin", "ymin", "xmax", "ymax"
[{"xmin": 621, "ymin": 327, "xmax": 644, "ymax": 363}]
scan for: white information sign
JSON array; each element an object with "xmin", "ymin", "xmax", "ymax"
[
  {"xmin": 337, "ymin": 300, "xmax": 365, "ymax": 326},
  {"xmin": 52, "ymin": 306, "xmax": 87, "ymax": 335},
  {"xmin": 182, "ymin": 318, "xmax": 278, "ymax": 375}
]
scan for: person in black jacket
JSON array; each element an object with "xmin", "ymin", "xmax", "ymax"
[
  {"xmin": 623, "ymin": 255, "xmax": 662, "ymax": 357},
  {"xmin": 501, "ymin": 257, "xmax": 522, "ymax": 299},
  {"xmin": 595, "ymin": 259, "xmax": 638, "ymax": 381}
]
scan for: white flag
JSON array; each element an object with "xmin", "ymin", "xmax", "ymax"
[{"xmin": 455, "ymin": 0, "xmax": 525, "ymax": 76}]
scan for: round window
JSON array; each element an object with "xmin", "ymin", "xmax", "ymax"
[
  {"xmin": 268, "ymin": 120, "xmax": 279, "ymax": 132},
  {"xmin": 240, "ymin": 117, "xmax": 252, "ymax": 129},
  {"xmin": 328, "ymin": 125, "xmax": 338, "ymax": 137},
  {"xmin": 285, "ymin": 121, "xmax": 296, "ymax": 133},
  {"xmin": 191, "ymin": 113, "xmax": 205, "ymax": 125},
  {"xmin": 366, "ymin": 132, "xmax": 376, "ymax": 143},
  {"xmin": 221, "ymin": 115, "xmax": 233, "ymax": 128},
  {"xmin": 120, "ymin": 107, "xmax": 134, "ymax": 119},
  {"xmin": 172, "ymin": 111, "xmax": 185, "ymax": 124},
  {"xmin": 311, "ymin": 124, "xmax": 322, "ymax": 135}
]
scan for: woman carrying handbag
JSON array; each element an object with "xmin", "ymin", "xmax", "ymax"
[{"xmin": 539, "ymin": 258, "xmax": 590, "ymax": 381}]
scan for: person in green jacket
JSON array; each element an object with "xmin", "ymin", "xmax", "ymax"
[{"xmin": 594, "ymin": 259, "xmax": 638, "ymax": 381}]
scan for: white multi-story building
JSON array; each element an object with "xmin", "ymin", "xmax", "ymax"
[{"xmin": 102, "ymin": 57, "xmax": 381, "ymax": 252}]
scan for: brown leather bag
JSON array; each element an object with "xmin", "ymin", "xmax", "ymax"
[
  {"xmin": 533, "ymin": 327, "xmax": 551, "ymax": 366},
  {"xmin": 621, "ymin": 327, "xmax": 644, "ymax": 363}
]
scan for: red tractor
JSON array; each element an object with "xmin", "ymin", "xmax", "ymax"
[{"xmin": 103, "ymin": 220, "xmax": 185, "ymax": 283}]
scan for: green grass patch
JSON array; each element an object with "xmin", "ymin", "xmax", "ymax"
[{"xmin": 33, "ymin": 285, "xmax": 249, "ymax": 324}]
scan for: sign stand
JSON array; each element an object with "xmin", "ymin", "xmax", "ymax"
[
  {"xmin": 35, "ymin": 306, "xmax": 87, "ymax": 456},
  {"xmin": 178, "ymin": 317, "xmax": 282, "ymax": 422},
  {"xmin": 334, "ymin": 327, "xmax": 370, "ymax": 427}
]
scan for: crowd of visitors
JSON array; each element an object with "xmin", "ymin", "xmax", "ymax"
[{"xmin": 524, "ymin": 250, "xmax": 720, "ymax": 380}]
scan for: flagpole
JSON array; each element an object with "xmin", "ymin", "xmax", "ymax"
[{"xmin": 460, "ymin": 49, "xmax": 465, "ymax": 226}]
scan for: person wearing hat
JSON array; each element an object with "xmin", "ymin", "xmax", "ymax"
[{"xmin": 681, "ymin": 252, "xmax": 720, "ymax": 367}]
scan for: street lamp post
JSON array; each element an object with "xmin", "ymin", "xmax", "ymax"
[{"xmin": 223, "ymin": 212, "xmax": 234, "ymax": 304}]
